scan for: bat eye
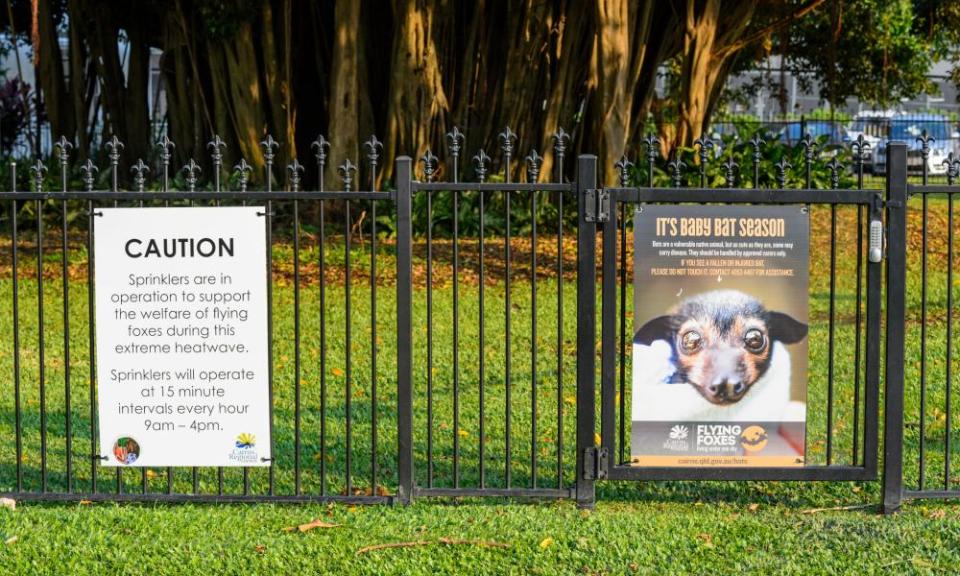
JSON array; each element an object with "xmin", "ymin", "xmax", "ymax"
[
  {"xmin": 680, "ymin": 330, "xmax": 702, "ymax": 353},
  {"xmin": 743, "ymin": 329, "xmax": 766, "ymax": 352}
]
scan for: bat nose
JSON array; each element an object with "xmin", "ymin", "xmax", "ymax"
[{"xmin": 708, "ymin": 380, "xmax": 745, "ymax": 398}]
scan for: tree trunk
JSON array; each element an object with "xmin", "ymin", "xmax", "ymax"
[
  {"xmin": 327, "ymin": 0, "xmax": 363, "ymax": 190},
  {"xmin": 67, "ymin": 0, "xmax": 89, "ymax": 158},
  {"xmin": 34, "ymin": 0, "xmax": 74, "ymax": 143},
  {"xmin": 385, "ymin": 0, "xmax": 450, "ymax": 184}
]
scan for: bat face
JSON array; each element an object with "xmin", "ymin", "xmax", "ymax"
[{"xmin": 635, "ymin": 290, "xmax": 807, "ymax": 406}]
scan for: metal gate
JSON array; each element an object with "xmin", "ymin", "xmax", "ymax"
[{"xmin": 573, "ymin": 137, "xmax": 890, "ymax": 508}]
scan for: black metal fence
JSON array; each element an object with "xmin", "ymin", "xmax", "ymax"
[{"xmin": 0, "ymin": 128, "xmax": 950, "ymax": 513}]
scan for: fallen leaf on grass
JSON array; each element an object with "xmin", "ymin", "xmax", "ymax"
[
  {"xmin": 799, "ymin": 504, "xmax": 872, "ymax": 514},
  {"xmin": 283, "ymin": 519, "xmax": 340, "ymax": 533},
  {"xmin": 0, "ymin": 498, "xmax": 16, "ymax": 511},
  {"xmin": 747, "ymin": 503, "xmax": 759, "ymax": 512},
  {"xmin": 4, "ymin": 536, "xmax": 17, "ymax": 545},
  {"xmin": 356, "ymin": 538, "xmax": 511, "ymax": 555},
  {"xmin": 254, "ymin": 544, "xmax": 266, "ymax": 554},
  {"xmin": 438, "ymin": 538, "xmax": 510, "ymax": 549},
  {"xmin": 539, "ymin": 537, "xmax": 554, "ymax": 549},
  {"xmin": 356, "ymin": 540, "xmax": 432, "ymax": 555}
]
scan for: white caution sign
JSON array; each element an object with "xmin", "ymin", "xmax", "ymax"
[{"xmin": 95, "ymin": 207, "xmax": 271, "ymax": 467}]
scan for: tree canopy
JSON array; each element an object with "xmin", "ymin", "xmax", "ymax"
[{"xmin": 0, "ymin": 0, "xmax": 955, "ymax": 185}]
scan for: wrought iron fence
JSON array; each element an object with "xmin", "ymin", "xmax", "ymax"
[{"xmin": 0, "ymin": 126, "xmax": 950, "ymax": 513}]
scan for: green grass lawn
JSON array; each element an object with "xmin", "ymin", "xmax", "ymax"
[{"xmin": 0, "ymin": 199, "xmax": 958, "ymax": 574}]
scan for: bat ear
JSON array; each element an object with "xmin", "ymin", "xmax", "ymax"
[
  {"xmin": 634, "ymin": 315, "xmax": 677, "ymax": 345},
  {"xmin": 768, "ymin": 311, "xmax": 807, "ymax": 344}
]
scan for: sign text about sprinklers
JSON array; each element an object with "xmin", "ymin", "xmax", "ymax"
[{"xmin": 95, "ymin": 207, "xmax": 270, "ymax": 467}]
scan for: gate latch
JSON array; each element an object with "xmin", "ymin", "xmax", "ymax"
[
  {"xmin": 583, "ymin": 446, "xmax": 609, "ymax": 480},
  {"xmin": 868, "ymin": 218, "xmax": 883, "ymax": 263},
  {"xmin": 584, "ymin": 188, "xmax": 610, "ymax": 223}
]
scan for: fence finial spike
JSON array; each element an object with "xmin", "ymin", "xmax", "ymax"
[
  {"xmin": 363, "ymin": 135, "xmax": 383, "ymax": 163},
  {"xmin": 233, "ymin": 158, "xmax": 252, "ymax": 192},
  {"xmin": 826, "ymin": 157, "xmax": 843, "ymax": 189},
  {"xmin": 54, "ymin": 136, "xmax": 73, "ymax": 162},
  {"xmin": 131, "ymin": 158, "xmax": 150, "ymax": 192},
  {"xmin": 552, "ymin": 127, "xmax": 570, "ymax": 154},
  {"xmin": 311, "ymin": 135, "xmax": 330, "ymax": 166},
  {"xmin": 287, "ymin": 158, "xmax": 304, "ymax": 191},
  {"xmin": 182, "ymin": 159, "xmax": 202, "ymax": 192},
  {"xmin": 525, "ymin": 148, "xmax": 542, "ymax": 183},
  {"xmin": 208, "ymin": 135, "xmax": 226, "ymax": 161},
  {"xmin": 693, "ymin": 136, "xmax": 714, "ymax": 159},
  {"xmin": 30, "ymin": 158, "xmax": 47, "ymax": 193},
  {"xmin": 614, "ymin": 154, "xmax": 634, "ymax": 187},
  {"xmin": 260, "ymin": 134, "xmax": 279, "ymax": 163},
  {"xmin": 420, "ymin": 149, "xmax": 438, "ymax": 183},
  {"xmin": 446, "ymin": 127, "xmax": 464, "ymax": 156},
  {"xmin": 338, "ymin": 158, "xmax": 357, "ymax": 192},
  {"xmin": 80, "ymin": 159, "xmax": 99, "ymax": 192},
  {"xmin": 774, "ymin": 157, "xmax": 793, "ymax": 188},
  {"xmin": 721, "ymin": 156, "xmax": 740, "ymax": 188},
  {"xmin": 800, "ymin": 133, "xmax": 817, "ymax": 159},
  {"xmin": 916, "ymin": 129, "xmax": 935, "ymax": 159},
  {"xmin": 945, "ymin": 153, "xmax": 958, "ymax": 185},
  {"xmin": 472, "ymin": 149, "xmax": 490, "ymax": 183},
  {"xmin": 666, "ymin": 153, "xmax": 686, "ymax": 188},
  {"xmin": 105, "ymin": 135, "xmax": 125, "ymax": 159}
]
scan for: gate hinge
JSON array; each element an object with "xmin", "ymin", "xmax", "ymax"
[
  {"xmin": 584, "ymin": 188, "xmax": 610, "ymax": 223},
  {"xmin": 582, "ymin": 446, "xmax": 608, "ymax": 480}
]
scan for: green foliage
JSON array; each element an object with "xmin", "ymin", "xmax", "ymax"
[
  {"xmin": 628, "ymin": 135, "xmax": 856, "ymax": 190},
  {"xmin": 410, "ymin": 187, "xmax": 573, "ymax": 240},
  {"xmin": 784, "ymin": 0, "xmax": 937, "ymax": 107}
]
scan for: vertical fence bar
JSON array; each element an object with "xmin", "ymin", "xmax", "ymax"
[
  {"xmin": 453, "ymin": 173, "xmax": 460, "ymax": 490},
  {"xmin": 919, "ymin": 142, "xmax": 930, "ymax": 488},
  {"xmin": 345, "ymin": 189, "xmax": 353, "ymax": 496},
  {"xmin": 615, "ymin": 157, "xmax": 632, "ymax": 466},
  {"xmin": 263, "ymin": 137, "xmax": 277, "ymax": 495},
  {"xmin": 364, "ymin": 137, "xmax": 382, "ymax": 495},
  {"xmin": 600, "ymin": 198, "xmax": 617, "ymax": 467},
  {"xmin": 473, "ymin": 148, "xmax": 488, "ymax": 489},
  {"xmin": 852, "ymin": 149, "xmax": 865, "ymax": 466},
  {"xmin": 160, "ymin": 140, "xmax": 173, "ymax": 492},
  {"xmin": 826, "ymin": 202, "xmax": 837, "ymax": 465},
  {"xmin": 313, "ymin": 137, "xmax": 329, "ymax": 496},
  {"xmin": 82, "ymin": 162, "xmax": 98, "ymax": 493},
  {"xmin": 290, "ymin": 161, "xmax": 303, "ymax": 496},
  {"xmin": 11, "ymin": 164, "xmax": 22, "ymax": 492},
  {"xmin": 57, "ymin": 140, "xmax": 73, "ymax": 492},
  {"xmin": 396, "ymin": 156, "xmax": 414, "ymax": 505},
  {"xmin": 575, "ymin": 155, "xmax": 597, "ymax": 508},
  {"xmin": 501, "ymin": 129, "xmax": 515, "ymax": 489},
  {"xmin": 473, "ymin": 148, "xmax": 487, "ymax": 489},
  {"xmin": 863, "ymin": 195, "xmax": 882, "ymax": 478},
  {"xmin": 528, "ymin": 151, "xmax": 541, "ymax": 488},
  {"xmin": 426, "ymin": 161, "xmax": 434, "ymax": 488},
  {"xmin": 554, "ymin": 140, "xmax": 565, "ymax": 489},
  {"xmin": 946, "ymin": 193, "xmax": 954, "ymax": 490},
  {"xmin": 34, "ymin": 161, "xmax": 48, "ymax": 492},
  {"xmin": 882, "ymin": 142, "xmax": 908, "ymax": 513},
  {"xmin": 371, "ymin": 192, "xmax": 379, "ymax": 494}
]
